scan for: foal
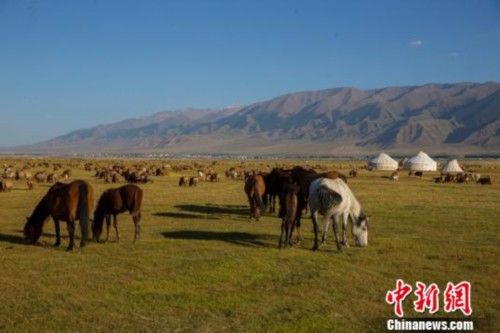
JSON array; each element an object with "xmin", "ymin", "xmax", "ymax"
[{"xmin": 92, "ymin": 184, "xmax": 144, "ymax": 242}]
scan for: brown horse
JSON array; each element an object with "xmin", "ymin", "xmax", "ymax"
[
  {"xmin": 244, "ymin": 173, "xmax": 266, "ymax": 221},
  {"xmin": 279, "ymin": 183, "xmax": 300, "ymax": 248},
  {"xmin": 23, "ymin": 180, "xmax": 94, "ymax": 251},
  {"xmin": 92, "ymin": 184, "xmax": 144, "ymax": 242}
]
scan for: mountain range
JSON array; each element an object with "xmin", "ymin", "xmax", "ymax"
[{"xmin": 10, "ymin": 82, "xmax": 500, "ymax": 156}]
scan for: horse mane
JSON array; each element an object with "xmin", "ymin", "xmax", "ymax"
[
  {"xmin": 94, "ymin": 189, "xmax": 111, "ymax": 221},
  {"xmin": 24, "ymin": 191, "xmax": 51, "ymax": 242}
]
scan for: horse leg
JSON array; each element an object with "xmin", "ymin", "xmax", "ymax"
[
  {"xmin": 332, "ymin": 215, "xmax": 342, "ymax": 252},
  {"xmin": 66, "ymin": 220, "xmax": 75, "ymax": 251},
  {"xmin": 293, "ymin": 217, "xmax": 302, "ymax": 245},
  {"xmin": 321, "ymin": 215, "xmax": 331, "ymax": 245},
  {"xmin": 79, "ymin": 220, "xmax": 87, "ymax": 248},
  {"xmin": 279, "ymin": 218, "xmax": 286, "ymax": 248},
  {"xmin": 53, "ymin": 219, "xmax": 61, "ymax": 247},
  {"xmin": 105, "ymin": 215, "xmax": 111, "ymax": 242},
  {"xmin": 311, "ymin": 211, "xmax": 319, "ymax": 251},
  {"xmin": 113, "ymin": 214, "xmax": 120, "ymax": 241},
  {"xmin": 248, "ymin": 197, "xmax": 254, "ymax": 220},
  {"xmin": 341, "ymin": 214, "xmax": 349, "ymax": 248},
  {"xmin": 285, "ymin": 217, "xmax": 294, "ymax": 246},
  {"xmin": 136, "ymin": 212, "xmax": 141, "ymax": 241},
  {"xmin": 133, "ymin": 215, "xmax": 139, "ymax": 242}
]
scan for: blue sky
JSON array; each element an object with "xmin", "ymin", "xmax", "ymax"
[{"xmin": 1, "ymin": 0, "xmax": 499, "ymax": 146}]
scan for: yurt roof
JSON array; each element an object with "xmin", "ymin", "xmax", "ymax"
[
  {"xmin": 368, "ymin": 152, "xmax": 399, "ymax": 170},
  {"xmin": 370, "ymin": 153, "xmax": 397, "ymax": 164},
  {"xmin": 441, "ymin": 159, "xmax": 463, "ymax": 173},
  {"xmin": 404, "ymin": 151, "xmax": 437, "ymax": 171}
]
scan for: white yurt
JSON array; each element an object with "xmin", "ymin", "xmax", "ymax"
[
  {"xmin": 404, "ymin": 151, "xmax": 437, "ymax": 171},
  {"xmin": 368, "ymin": 152, "xmax": 399, "ymax": 171},
  {"xmin": 441, "ymin": 159, "xmax": 463, "ymax": 174}
]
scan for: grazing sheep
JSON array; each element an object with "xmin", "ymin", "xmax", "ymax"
[
  {"xmin": 390, "ymin": 171, "xmax": 399, "ymax": 181},
  {"xmin": 0, "ymin": 179, "xmax": 13, "ymax": 192},
  {"xmin": 477, "ymin": 176, "xmax": 493, "ymax": 185},
  {"xmin": 189, "ymin": 177, "xmax": 199, "ymax": 187},
  {"xmin": 178, "ymin": 176, "xmax": 188, "ymax": 187}
]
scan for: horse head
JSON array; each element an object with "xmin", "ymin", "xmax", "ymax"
[
  {"xmin": 23, "ymin": 216, "xmax": 42, "ymax": 244},
  {"xmin": 352, "ymin": 212, "xmax": 368, "ymax": 247}
]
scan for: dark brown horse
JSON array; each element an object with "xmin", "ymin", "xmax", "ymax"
[
  {"xmin": 23, "ymin": 180, "xmax": 94, "ymax": 251},
  {"xmin": 279, "ymin": 183, "xmax": 300, "ymax": 248},
  {"xmin": 92, "ymin": 184, "xmax": 144, "ymax": 242},
  {"xmin": 264, "ymin": 168, "xmax": 293, "ymax": 214},
  {"xmin": 244, "ymin": 173, "xmax": 266, "ymax": 221},
  {"xmin": 290, "ymin": 166, "xmax": 348, "ymax": 243}
]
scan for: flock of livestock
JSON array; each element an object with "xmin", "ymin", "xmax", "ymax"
[{"xmin": 0, "ymin": 158, "xmax": 495, "ymax": 252}]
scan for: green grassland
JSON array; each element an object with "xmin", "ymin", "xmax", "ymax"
[{"xmin": 0, "ymin": 158, "xmax": 499, "ymax": 332}]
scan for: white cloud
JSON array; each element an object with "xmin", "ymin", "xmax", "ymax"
[{"xmin": 408, "ymin": 40, "xmax": 423, "ymax": 47}]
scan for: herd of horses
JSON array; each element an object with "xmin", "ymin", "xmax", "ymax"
[
  {"xmin": 7, "ymin": 157, "xmax": 496, "ymax": 253},
  {"xmin": 243, "ymin": 166, "xmax": 367, "ymax": 250},
  {"xmin": 9, "ymin": 159, "xmax": 369, "ymax": 252},
  {"xmin": 23, "ymin": 181, "xmax": 144, "ymax": 251}
]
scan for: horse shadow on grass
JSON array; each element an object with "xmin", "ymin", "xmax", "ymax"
[
  {"xmin": 0, "ymin": 232, "xmax": 26, "ymax": 245},
  {"xmin": 154, "ymin": 204, "xmax": 249, "ymax": 221},
  {"xmin": 161, "ymin": 230, "xmax": 276, "ymax": 248}
]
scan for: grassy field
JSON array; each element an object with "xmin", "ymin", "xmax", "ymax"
[{"xmin": 0, "ymin": 158, "xmax": 499, "ymax": 332}]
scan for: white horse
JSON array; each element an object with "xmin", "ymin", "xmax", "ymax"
[{"xmin": 308, "ymin": 178, "xmax": 368, "ymax": 251}]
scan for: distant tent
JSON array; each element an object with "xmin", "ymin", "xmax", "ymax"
[
  {"xmin": 404, "ymin": 151, "xmax": 437, "ymax": 171},
  {"xmin": 368, "ymin": 153, "xmax": 399, "ymax": 171},
  {"xmin": 441, "ymin": 159, "xmax": 463, "ymax": 174}
]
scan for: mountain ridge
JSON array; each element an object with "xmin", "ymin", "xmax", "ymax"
[{"xmin": 8, "ymin": 82, "xmax": 500, "ymax": 156}]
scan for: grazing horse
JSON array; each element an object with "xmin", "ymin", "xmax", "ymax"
[
  {"xmin": 23, "ymin": 180, "xmax": 94, "ymax": 251},
  {"xmin": 244, "ymin": 173, "xmax": 266, "ymax": 221},
  {"xmin": 308, "ymin": 178, "xmax": 368, "ymax": 251},
  {"xmin": 289, "ymin": 166, "xmax": 348, "ymax": 243},
  {"xmin": 92, "ymin": 184, "xmax": 144, "ymax": 242},
  {"xmin": 278, "ymin": 183, "xmax": 300, "ymax": 248}
]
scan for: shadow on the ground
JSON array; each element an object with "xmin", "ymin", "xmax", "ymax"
[
  {"xmin": 153, "ymin": 212, "xmax": 219, "ymax": 220},
  {"xmin": 154, "ymin": 204, "xmax": 249, "ymax": 220},
  {"xmin": 0, "ymin": 232, "xmax": 26, "ymax": 245},
  {"xmin": 177, "ymin": 204, "xmax": 248, "ymax": 216},
  {"xmin": 161, "ymin": 230, "xmax": 276, "ymax": 248}
]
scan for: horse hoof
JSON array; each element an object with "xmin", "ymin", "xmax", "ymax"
[
  {"xmin": 66, "ymin": 246, "xmax": 74, "ymax": 251},
  {"xmin": 53, "ymin": 242, "xmax": 60, "ymax": 247},
  {"xmin": 312, "ymin": 245, "xmax": 319, "ymax": 251}
]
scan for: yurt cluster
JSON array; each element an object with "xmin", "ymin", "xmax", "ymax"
[{"xmin": 367, "ymin": 151, "xmax": 493, "ymax": 185}]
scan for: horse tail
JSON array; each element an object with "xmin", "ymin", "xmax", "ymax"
[
  {"xmin": 133, "ymin": 187, "xmax": 144, "ymax": 216},
  {"xmin": 78, "ymin": 183, "xmax": 89, "ymax": 242}
]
